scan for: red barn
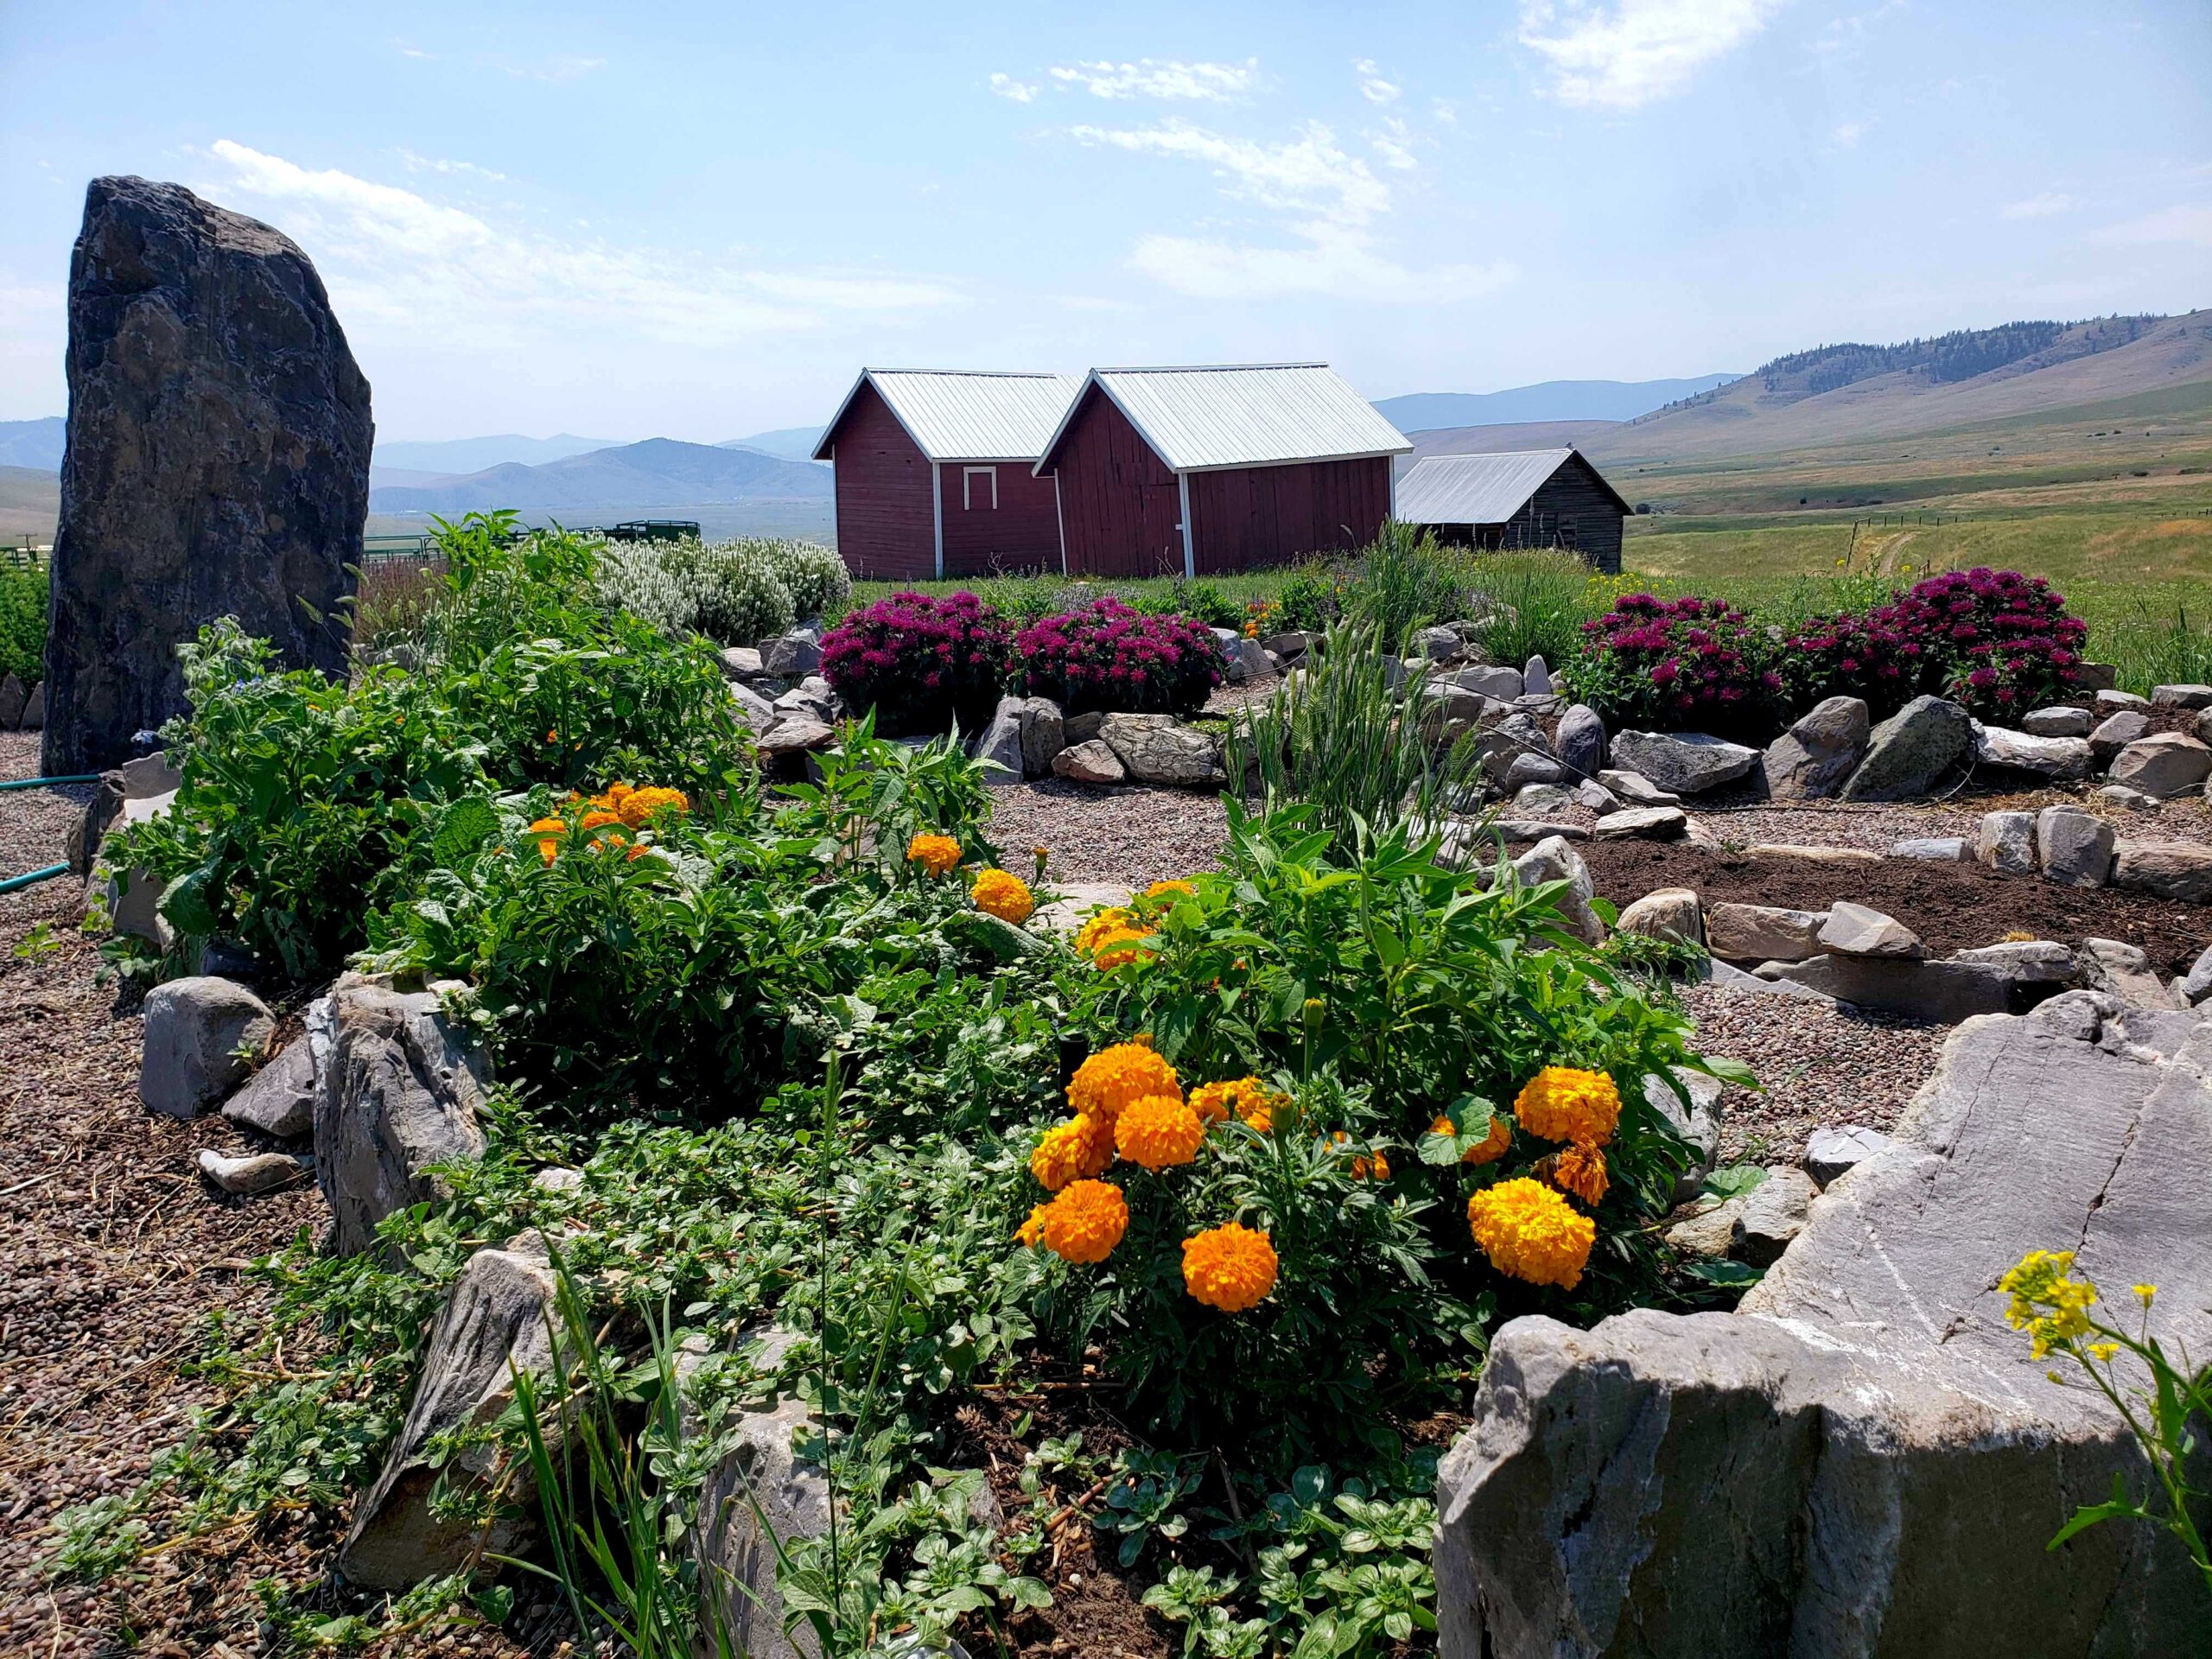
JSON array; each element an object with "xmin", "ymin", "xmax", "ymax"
[
  {"xmin": 812, "ymin": 369, "xmax": 1079, "ymax": 580},
  {"xmin": 1032, "ymin": 364, "xmax": 1412, "ymax": 577}
]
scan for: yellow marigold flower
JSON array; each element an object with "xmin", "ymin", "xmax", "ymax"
[
  {"xmin": 971, "ymin": 868, "xmax": 1036, "ymax": 925},
  {"xmin": 1468, "ymin": 1178, "xmax": 1597, "ymax": 1290},
  {"xmin": 1116, "ymin": 1095, "xmax": 1205, "ymax": 1169},
  {"xmin": 1432, "ymin": 1112, "xmax": 1512, "ymax": 1166},
  {"xmin": 528, "ymin": 817, "xmax": 567, "ymax": 866},
  {"xmin": 1514, "ymin": 1067, "xmax": 1622, "ymax": 1147},
  {"xmin": 1181, "ymin": 1222, "xmax": 1278, "ymax": 1313},
  {"xmin": 1068, "ymin": 1042, "xmax": 1179, "ymax": 1123},
  {"xmin": 1542, "ymin": 1141, "xmax": 1610, "ymax": 1206},
  {"xmin": 906, "ymin": 833, "xmax": 962, "ymax": 877},
  {"xmin": 1015, "ymin": 1205, "xmax": 1047, "ymax": 1248},
  {"xmin": 1086, "ymin": 924, "xmax": 1156, "ymax": 969},
  {"xmin": 1188, "ymin": 1080, "xmax": 1236, "ymax": 1125},
  {"xmin": 1038, "ymin": 1180, "xmax": 1128, "ymax": 1264},
  {"xmin": 1072, "ymin": 906, "xmax": 1134, "ymax": 954},
  {"xmin": 1144, "ymin": 878, "xmax": 1197, "ymax": 902},
  {"xmin": 616, "ymin": 785, "xmax": 689, "ymax": 828},
  {"xmin": 580, "ymin": 809, "xmax": 626, "ymax": 831},
  {"xmin": 1030, "ymin": 1114, "xmax": 1114, "ymax": 1192}
]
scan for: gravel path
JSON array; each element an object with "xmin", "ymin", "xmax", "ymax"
[
  {"xmin": 987, "ymin": 780, "xmax": 1230, "ymax": 888},
  {"xmin": 1681, "ymin": 984, "xmax": 1950, "ymax": 1166}
]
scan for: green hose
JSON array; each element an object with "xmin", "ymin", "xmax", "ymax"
[
  {"xmin": 0, "ymin": 862, "xmax": 69, "ymax": 894},
  {"xmin": 0, "ymin": 773, "xmax": 99, "ymax": 791}
]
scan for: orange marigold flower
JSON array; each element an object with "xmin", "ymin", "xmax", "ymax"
[
  {"xmin": 971, "ymin": 868, "xmax": 1036, "ymax": 925},
  {"xmin": 1143, "ymin": 878, "xmax": 1197, "ymax": 903},
  {"xmin": 1115, "ymin": 1095, "xmax": 1206, "ymax": 1169},
  {"xmin": 1073, "ymin": 906, "xmax": 1152, "ymax": 959},
  {"xmin": 1015, "ymin": 1204, "xmax": 1048, "ymax": 1248},
  {"xmin": 906, "ymin": 833, "xmax": 962, "ymax": 877},
  {"xmin": 1187, "ymin": 1079, "xmax": 1240, "ymax": 1125},
  {"xmin": 1431, "ymin": 1112, "xmax": 1512, "ymax": 1166},
  {"xmin": 1086, "ymin": 924, "xmax": 1156, "ymax": 969},
  {"xmin": 616, "ymin": 785, "xmax": 689, "ymax": 828},
  {"xmin": 528, "ymin": 817, "xmax": 567, "ymax": 866},
  {"xmin": 1513, "ymin": 1066, "xmax": 1623, "ymax": 1147},
  {"xmin": 1543, "ymin": 1141, "xmax": 1610, "ymax": 1206},
  {"xmin": 1468, "ymin": 1177, "xmax": 1597, "ymax": 1290},
  {"xmin": 1181, "ymin": 1222, "xmax": 1278, "ymax": 1313},
  {"xmin": 1030, "ymin": 1113, "xmax": 1115, "ymax": 1192},
  {"xmin": 1193, "ymin": 1077, "xmax": 1290, "ymax": 1132},
  {"xmin": 1067, "ymin": 1043, "xmax": 1179, "ymax": 1123},
  {"xmin": 1353, "ymin": 1148, "xmax": 1390, "ymax": 1181},
  {"xmin": 1038, "ymin": 1180, "xmax": 1128, "ymax": 1263},
  {"xmin": 580, "ymin": 809, "xmax": 625, "ymax": 831}
]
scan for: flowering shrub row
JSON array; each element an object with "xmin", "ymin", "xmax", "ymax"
[
  {"xmin": 1570, "ymin": 568, "xmax": 2092, "ymax": 735},
  {"xmin": 823, "ymin": 591, "xmax": 1224, "ymax": 734}
]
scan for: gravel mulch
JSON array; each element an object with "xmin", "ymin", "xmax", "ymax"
[
  {"xmin": 1681, "ymin": 983, "xmax": 1950, "ymax": 1165},
  {"xmin": 988, "ymin": 779, "xmax": 1230, "ymax": 888},
  {"xmin": 0, "ymin": 734, "xmax": 540, "ymax": 1659}
]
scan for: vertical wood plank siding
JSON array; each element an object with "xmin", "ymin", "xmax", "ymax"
[
  {"xmin": 938, "ymin": 462, "xmax": 1065, "ymax": 577},
  {"xmin": 826, "ymin": 380, "xmax": 936, "ymax": 581},
  {"xmin": 1185, "ymin": 455, "xmax": 1393, "ymax": 573},
  {"xmin": 1049, "ymin": 390, "xmax": 1186, "ymax": 578},
  {"xmin": 1524, "ymin": 454, "xmax": 1625, "ymax": 574}
]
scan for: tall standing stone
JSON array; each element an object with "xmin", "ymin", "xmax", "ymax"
[{"xmin": 45, "ymin": 176, "xmax": 370, "ymax": 773}]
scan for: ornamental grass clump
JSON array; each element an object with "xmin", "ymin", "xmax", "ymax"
[
  {"xmin": 821, "ymin": 590, "xmax": 1014, "ymax": 736},
  {"xmin": 1015, "ymin": 597, "xmax": 1223, "ymax": 716}
]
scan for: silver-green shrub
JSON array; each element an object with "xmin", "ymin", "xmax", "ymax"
[
  {"xmin": 592, "ymin": 537, "xmax": 797, "ymax": 645},
  {"xmin": 757, "ymin": 539, "xmax": 851, "ymax": 621}
]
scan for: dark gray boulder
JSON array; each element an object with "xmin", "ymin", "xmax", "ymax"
[
  {"xmin": 1840, "ymin": 694, "xmax": 1969, "ymax": 801},
  {"xmin": 1437, "ymin": 992, "xmax": 2212, "ymax": 1658},
  {"xmin": 44, "ymin": 176, "xmax": 368, "ymax": 774},
  {"xmin": 1553, "ymin": 702, "xmax": 1606, "ymax": 780},
  {"xmin": 1761, "ymin": 695, "xmax": 1867, "ymax": 800},
  {"xmin": 311, "ymin": 976, "xmax": 490, "ymax": 1255}
]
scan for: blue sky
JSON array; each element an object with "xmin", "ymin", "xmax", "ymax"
[{"xmin": 3, "ymin": 0, "xmax": 2207, "ymax": 442}]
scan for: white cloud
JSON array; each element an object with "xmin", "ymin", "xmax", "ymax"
[
  {"xmin": 1070, "ymin": 118, "xmax": 1389, "ymax": 225},
  {"xmin": 397, "ymin": 149, "xmax": 509, "ymax": 184},
  {"xmin": 1130, "ymin": 226, "xmax": 1513, "ymax": 303},
  {"xmin": 1814, "ymin": 0, "xmax": 1904, "ymax": 57},
  {"xmin": 1046, "ymin": 58, "xmax": 1259, "ymax": 102},
  {"xmin": 396, "ymin": 44, "xmax": 433, "ymax": 60},
  {"xmin": 1353, "ymin": 58, "xmax": 1401, "ymax": 105},
  {"xmin": 203, "ymin": 139, "xmax": 957, "ymax": 350},
  {"xmin": 1999, "ymin": 192, "xmax": 2082, "ymax": 219},
  {"xmin": 2091, "ymin": 204, "xmax": 2212, "ymax": 248},
  {"xmin": 1369, "ymin": 117, "xmax": 1418, "ymax": 171},
  {"xmin": 1829, "ymin": 120, "xmax": 1865, "ymax": 148},
  {"xmin": 500, "ymin": 54, "xmax": 604, "ymax": 83},
  {"xmin": 1518, "ymin": 0, "xmax": 1786, "ymax": 110},
  {"xmin": 989, "ymin": 73, "xmax": 1040, "ymax": 103}
]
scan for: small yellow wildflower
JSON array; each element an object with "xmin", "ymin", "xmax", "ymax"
[{"xmin": 2133, "ymin": 1284, "xmax": 2158, "ymax": 1306}]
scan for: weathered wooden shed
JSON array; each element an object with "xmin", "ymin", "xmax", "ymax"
[
  {"xmin": 813, "ymin": 369, "xmax": 1080, "ymax": 580},
  {"xmin": 1393, "ymin": 447, "xmax": 1632, "ymax": 574},
  {"xmin": 1032, "ymin": 365, "xmax": 1412, "ymax": 577}
]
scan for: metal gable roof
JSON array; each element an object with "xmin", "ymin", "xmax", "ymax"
[
  {"xmin": 813, "ymin": 369, "xmax": 1082, "ymax": 462},
  {"xmin": 1034, "ymin": 363, "xmax": 1413, "ymax": 474},
  {"xmin": 1394, "ymin": 448, "xmax": 1618, "ymax": 524}
]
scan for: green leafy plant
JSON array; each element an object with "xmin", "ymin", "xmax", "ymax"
[{"xmin": 1341, "ymin": 521, "xmax": 1468, "ymax": 641}]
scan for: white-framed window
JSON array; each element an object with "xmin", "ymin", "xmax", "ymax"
[{"xmin": 962, "ymin": 466, "xmax": 998, "ymax": 510}]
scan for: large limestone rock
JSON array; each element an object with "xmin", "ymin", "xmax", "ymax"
[
  {"xmin": 2111, "ymin": 838, "xmax": 2212, "ymax": 902},
  {"xmin": 2036, "ymin": 804, "xmax": 2114, "ymax": 888},
  {"xmin": 2108, "ymin": 732, "xmax": 2212, "ymax": 798},
  {"xmin": 1974, "ymin": 808, "xmax": 2037, "ymax": 874},
  {"xmin": 140, "ymin": 976, "xmax": 274, "ymax": 1118},
  {"xmin": 338, "ymin": 1234, "xmax": 561, "ymax": 1590},
  {"xmin": 1614, "ymin": 887, "xmax": 1701, "ymax": 945},
  {"xmin": 2088, "ymin": 708, "xmax": 2150, "ymax": 762},
  {"xmin": 1608, "ymin": 730, "xmax": 1760, "ymax": 796},
  {"xmin": 1704, "ymin": 902, "xmax": 1824, "ymax": 963},
  {"xmin": 1436, "ymin": 993, "xmax": 2212, "ymax": 1657},
  {"xmin": 1016, "ymin": 696, "xmax": 1064, "ymax": 778},
  {"xmin": 219, "ymin": 1039, "xmax": 316, "ymax": 1139},
  {"xmin": 1840, "ymin": 694, "xmax": 1969, "ymax": 801},
  {"xmin": 45, "ymin": 177, "xmax": 368, "ymax": 773},
  {"xmin": 1553, "ymin": 703, "xmax": 1607, "ymax": 780},
  {"xmin": 313, "ymin": 978, "xmax": 490, "ymax": 1255},
  {"xmin": 1510, "ymin": 836, "xmax": 1605, "ymax": 946},
  {"xmin": 1760, "ymin": 695, "xmax": 1866, "ymax": 800},
  {"xmin": 969, "ymin": 696, "xmax": 1026, "ymax": 785},
  {"xmin": 1099, "ymin": 713, "xmax": 1225, "ymax": 787},
  {"xmin": 1973, "ymin": 722, "xmax": 2093, "ymax": 779},
  {"xmin": 1766, "ymin": 953, "xmax": 2013, "ymax": 1020}
]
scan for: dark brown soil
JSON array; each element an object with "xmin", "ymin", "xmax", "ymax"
[{"xmin": 1581, "ymin": 841, "xmax": 2212, "ymax": 978}]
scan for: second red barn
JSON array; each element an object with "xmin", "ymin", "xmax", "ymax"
[
  {"xmin": 813, "ymin": 368, "xmax": 1080, "ymax": 580},
  {"xmin": 1033, "ymin": 363, "xmax": 1412, "ymax": 577}
]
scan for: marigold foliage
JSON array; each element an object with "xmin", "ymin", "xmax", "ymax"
[
  {"xmin": 1030, "ymin": 1114, "xmax": 1115, "ymax": 1192},
  {"xmin": 1039, "ymin": 1179, "xmax": 1128, "ymax": 1264},
  {"xmin": 1433, "ymin": 1111, "xmax": 1511, "ymax": 1166},
  {"xmin": 1181, "ymin": 1222, "xmax": 1279, "ymax": 1313},
  {"xmin": 528, "ymin": 817, "xmax": 566, "ymax": 865},
  {"xmin": 1115, "ymin": 1095, "xmax": 1206, "ymax": 1170},
  {"xmin": 906, "ymin": 833, "xmax": 963, "ymax": 877},
  {"xmin": 1543, "ymin": 1141, "xmax": 1610, "ymax": 1206},
  {"xmin": 1468, "ymin": 1178, "xmax": 1597, "ymax": 1290},
  {"xmin": 1514, "ymin": 1066, "xmax": 1622, "ymax": 1147},
  {"xmin": 970, "ymin": 868, "xmax": 1036, "ymax": 925},
  {"xmin": 1067, "ymin": 1043, "xmax": 1179, "ymax": 1123}
]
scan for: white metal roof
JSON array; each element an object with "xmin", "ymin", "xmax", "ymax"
[
  {"xmin": 813, "ymin": 369, "xmax": 1081, "ymax": 462},
  {"xmin": 1395, "ymin": 448, "xmax": 1586, "ymax": 524},
  {"xmin": 1033, "ymin": 363, "xmax": 1412, "ymax": 475}
]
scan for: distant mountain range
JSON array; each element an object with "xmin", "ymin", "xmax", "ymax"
[
  {"xmin": 374, "ymin": 432, "xmax": 620, "ymax": 474},
  {"xmin": 367, "ymin": 437, "xmax": 833, "ymax": 515},
  {"xmin": 721, "ymin": 426, "xmax": 827, "ymax": 462},
  {"xmin": 1373, "ymin": 376, "xmax": 1742, "ymax": 434},
  {"xmin": 0, "ymin": 416, "xmax": 64, "ymax": 471}
]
